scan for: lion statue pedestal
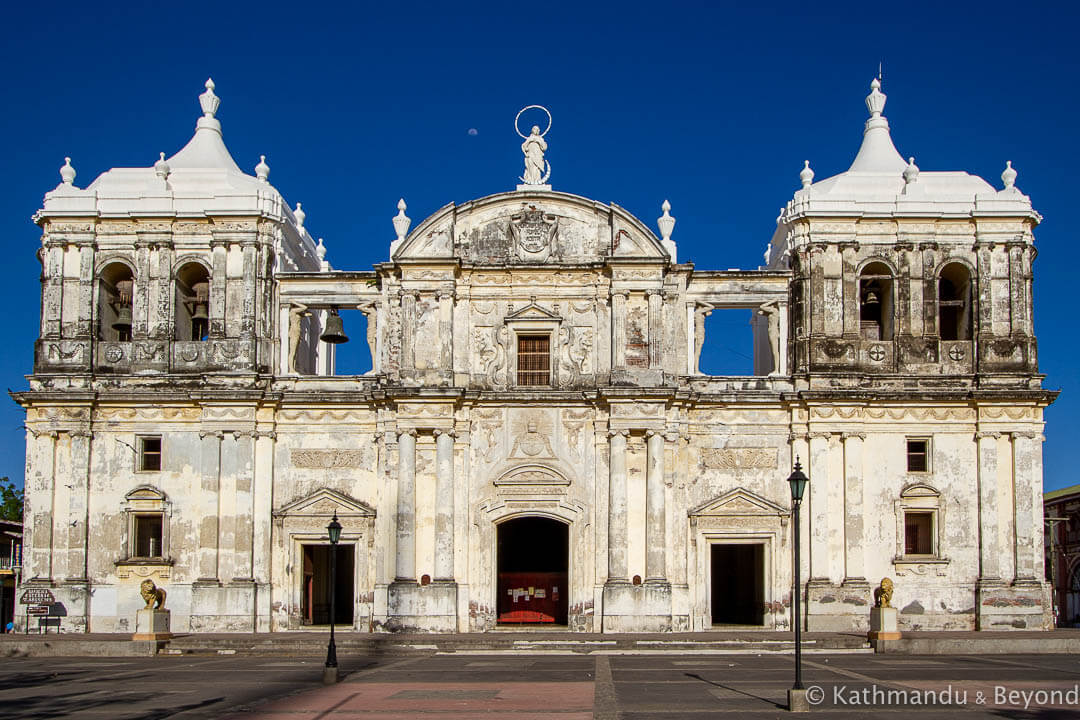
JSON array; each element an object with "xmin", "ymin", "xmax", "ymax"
[
  {"xmin": 132, "ymin": 579, "xmax": 172, "ymax": 642},
  {"xmin": 868, "ymin": 577, "xmax": 901, "ymax": 643}
]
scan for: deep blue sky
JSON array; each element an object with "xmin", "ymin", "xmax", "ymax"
[{"xmin": 2, "ymin": 2, "xmax": 1076, "ymax": 490}]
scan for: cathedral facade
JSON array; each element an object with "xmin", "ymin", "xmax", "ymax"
[{"xmin": 14, "ymin": 79, "xmax": 1053, "ymax": 634}]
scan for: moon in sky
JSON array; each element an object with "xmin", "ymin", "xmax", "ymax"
[{"xmin": 467, "ymin": 128, "xmax": 478, "ymax": 136}]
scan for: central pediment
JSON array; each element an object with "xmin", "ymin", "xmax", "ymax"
[{"xmin": 392, "ymin": 190, "xmax": 670, "ymax": 265}]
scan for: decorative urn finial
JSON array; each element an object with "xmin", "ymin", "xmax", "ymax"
[
  {"xmin": 294, "ymin": 202, "xmax": 305, "ymax": 229},
  {"xmin": 393, "ymin": 198, "xmax": 411, "ymax": 241},
  {"xmin": 800, "ymin": 160, "xmax": 814, "ymax": 189},
  {"xmin": 60, "ymin": 157, "xmax": 76, "ymax": 185},
  {"xmin": 657, "ymin": 199, "xmax": 675, "ymax": 241},
  {"xmin": 866, "ymin": 77, "xmax": 887, "ymax": 119},
  {"xmin": 1002, "ymin": 160, "xmax": 1017, "ymax": 189},
  {"xmin": 903, "ymin": 156, "xmax": 919, "ymax": 185},
  {"xmin": 154, "ymin": 152, "xmax": 170, "ymax": 181},
  {"xmin": 199, "ymin": 78, "xmax": 220, "ymax": 118},
  {"xmin": 255, "ymin": 154, "xmax": 270, "ymax": 182},
  {"xmin": 316, "ymin": 237, "xmax": 327, "ymax": 261}
]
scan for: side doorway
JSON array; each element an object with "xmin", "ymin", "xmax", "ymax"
[
  {"xmin": 710, "ymin": 543, "xmax": 765, "ymax": 626},
  {"xmin": 301, "ymin": 544, "xmax": 354, "ymax": 626}
]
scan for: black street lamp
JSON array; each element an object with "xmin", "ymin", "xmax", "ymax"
[
  {"xmin": 323, "ymin": 512, "xmax": 342, "ymax": 685},
  {"xmin": 787, "ymin": 459, "xmax": 809, "ymax": 712}
]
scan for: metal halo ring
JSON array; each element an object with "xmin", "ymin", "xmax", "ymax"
[{"xmin": 515, "ymin": 105, "xmax": 552, "ymax": 139}]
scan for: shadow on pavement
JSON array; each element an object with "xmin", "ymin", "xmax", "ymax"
[{"xmin": 684, "ymin": 672, "xmax": 785, "ymax": 710}]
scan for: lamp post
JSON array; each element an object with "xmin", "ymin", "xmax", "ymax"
[
  {"xmin": 323, "ymin": 512, "xmax": 342, "ymax": 685},
  {"xmin": 787, "ymin": 459, "xmax": 809, "ymax": 712}
]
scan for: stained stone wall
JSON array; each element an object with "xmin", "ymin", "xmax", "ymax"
[{"xmin": 15, "ymin": 188, "xmax": 1053, "ymax": 634}]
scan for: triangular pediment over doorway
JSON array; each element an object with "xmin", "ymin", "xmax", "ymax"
[
  {"xmin": 274, "ymin": 488, "xmax": 376, "ymax": 519},
  {"xmin": 505, "ymin": 300, "xmax": 561, "ymax": 322},
  {"xmin": 688, "ymin": 487, "xmax": 789, "ymax": 519}
]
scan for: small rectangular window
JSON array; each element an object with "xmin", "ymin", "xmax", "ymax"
[
  {"xmin": 133, "ymin": 514, "xmax": 163, "ymax": 557},
  {"xmin": 906, "ymin": 438, "xmax": 929, "ymax": 473},
  {"xmin": 517, "ymin": 335, "xmax": 550, "ymax": 386},
  {"xmin": 138, "ymin": 436, "xmax": 162, "ymax": 472},
  {"xmin": 904, "ymin": 512, "xmax": 934, "ymax": 555}
]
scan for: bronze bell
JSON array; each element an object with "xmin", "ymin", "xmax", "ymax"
[
  {"xmin": 191, "ymin": 302, "xmax": 209, "ymax": 322},
  {"xmin": 863, "ymin": 289, "xmax": 880, "ymax": 306},
  {"xmin": 112, "ymin": 305, "xmax": 133, "ymax": 332},
  {"xmin": 320, "ymin": 309, "xmax": 349, "ymax": 344}
]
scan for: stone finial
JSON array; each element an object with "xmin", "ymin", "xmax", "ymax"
[
  {"xmin": 294, "ymin": 202, "xmax": 305, "ymax": 228},
  {"xmin": 393, "ymin": 198, "xmax": 411, "ymax": 241},
  {"xmin": 1002, "ymin": 160, "xmax": 1017, "ymax": 190},
  {"xmin": 255, "ymin": 155, "xmax": 270, "ymax": 182},
  {"xmin": 199, "ymin": 78, "xmax": 220, "ymax": 118},
  {"xmin": 154, "ymin": 152, "xmax": 170, "ymax": 181},
  {"xmin": 903, "ymin": 156, "xmax": 919, "ymax": 185},
  {"xmin": 866, "ymin": 77, "xmax": 886, "ymax": 119},
  {"xmin": 60, "ymin": 157, "xmax": 76, "ymax": 185},
  {"xmin": 657, "ymin": 200, "xmax": 675, "ymax": 241},
  {"xmin": 800, "ymin": 160, "xmax": 814, "ymax": 189},
  {"xmin": 316, "ymin": 237, "xmax": 327, "ymax": 261}
]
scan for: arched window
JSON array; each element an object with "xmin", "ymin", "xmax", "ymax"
[
  {"xmin": 98, "ymin": 262, "xmax": 134, "ymax": 342},
  {"xmin": 175, "ymin": 262, "xmax": 210, "ymax": 341},
  {"xmin": 938, "ymin": 263, "xmax": 972, "ymax": 341},
  {"xmin": 859, "ymin": 262, "xmax": 894, "ymax": 340}
]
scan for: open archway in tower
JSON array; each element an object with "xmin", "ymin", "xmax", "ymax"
[{"xmin": 496, "ymin": 516, "xmax": 568, "ymax": 625}]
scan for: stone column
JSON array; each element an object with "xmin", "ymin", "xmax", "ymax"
[
  {"xmin": 647, "ymin": 290, "xmax": 663, "ymax": 369},
  {"xmin": 27, "ymin": 430, "xmax": 57, "ymax": 581},
  {"xmin": 197, "ymin": 430, "xmax": 223, "ymax": 582},
  {"xmin": 840, "ymin": 242, "xmax": 859, "ymax": 336},
  {"xmin": 395, "ymin": 429, "xmax": 417, "ymax": 581},
  {"xmin": 66, "ymin": 430, "xmax": 92, "ymax": 582},
  {"xmin": 209, "ymin": 240, "xmax": 228, "ymax": 338},
  {"xmin": 438, "ymin": 290, "xmax": 454, "ymax": 377},
  {"xmin": 976, "ymin": 430, "xmax": 1002, "ymax": 581},
  {"xmin": 132, "ymin": 241, "xmax": 152, "ymax": 340},
  {"xmin": 685, "ymin": 302, "xmax": 695, "ymax": 375},
  {"xmin": 645, "ymin": 430, "xmax": 666, "ymax": 581},
  {"xmin": 76, "ymin": 242, "xmax": 96, "ymax": 339},
  {"xmin": 841, "ymin": 432, "xmax": 867, "ymax": 584},
  {"xmin": 1011, "ymin": 431, "xmax": 1042, "ymax": 581},
  {"xmin": 240, "ymin": 241, "xmax": 258, "ymax": 336},
  {"xmin": 231, "ymin": 431, "xmax": 255, "ymax": 581},
  {"xmin": 401, "ymin": 292, "xmax": 417, "ymax": 377},
  {"xmin": 607, "ymin": 429, "xmax": 629, "ymax": 581},
  {"xmin": 41, "ymin": 240, "xmax": 64, "ymax": 339},
  {"xmin": 434, "ymin": 429, "xmax": 455, "ymax": 581},
  {"xmin": 611, "ymin": 292, "xmax": 627, "ymax": 369},
  {"xmin": 807, "ymin": 432, "xmax": 832, "ymax": 582}
]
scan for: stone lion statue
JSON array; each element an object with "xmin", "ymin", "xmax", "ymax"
[
  {"xmin": 874, "ymin": 577, "xmax": 893, "ymax": 609},
  {"xmin": 140, "ymin": 579, "xmax": 167, "ymax": 610}
]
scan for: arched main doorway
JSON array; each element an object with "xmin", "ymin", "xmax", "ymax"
[{"xmin": 496, "ymin": 516, "xmax": 568, "ymax": 625}]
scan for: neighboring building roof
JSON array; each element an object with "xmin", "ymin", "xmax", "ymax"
[{"xmin": 1045, "ymin": 484, "xmax": 1080, "ymax": 503}]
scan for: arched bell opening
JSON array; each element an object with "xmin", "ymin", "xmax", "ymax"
[
  {"xmin": 495, "ymin": 515, "xmax": 569, "ymax": 625},
  {"xmin": 98, "ymin": 262, "xmax": 134, "ymax": 342},
  {"xmin": 938, "ymin": 263, "xmax": 972, "ymax": 341},
  {"xmin": 175, "ymin": 262, "xmax": 210, "ymax": 341},
  {"xmin": 859, "ymin": 261, "xmax": 894, "ymax": 340}
]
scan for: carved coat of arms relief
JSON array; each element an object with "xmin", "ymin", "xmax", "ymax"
[{"xmin": 509, "ymin": 207, "xmax": 558, "ymax": 262}]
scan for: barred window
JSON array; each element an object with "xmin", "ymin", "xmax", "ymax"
[{"xmin": 517, "ymin": 335, "xmax": 550, "ymax": 386}]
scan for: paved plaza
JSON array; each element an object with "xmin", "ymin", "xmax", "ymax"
[{"xmin": 1, "ymin": 652, "xmax": 1079, "ymax": 718}]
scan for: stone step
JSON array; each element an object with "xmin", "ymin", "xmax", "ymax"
[{"xmin": 161, "ymin": 632, "xmax": 871, "ymax": 656}]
